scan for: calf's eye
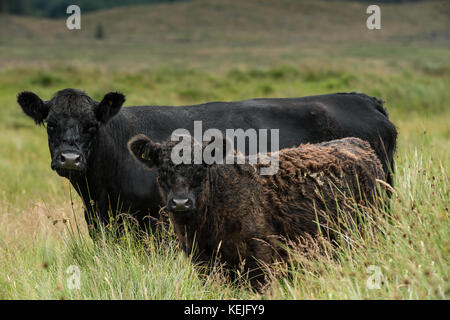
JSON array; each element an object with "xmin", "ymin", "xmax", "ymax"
[{"xmin": 87, "ymin": 125, "xmax": 98, "ymax": 135}]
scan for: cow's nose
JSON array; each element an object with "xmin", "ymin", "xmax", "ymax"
[
  {"xmin": 168, "ymin": 197, "xmax": 193, "ymax": 212},
  {"xmin": 59, "ymin": 152, "xmax": 81, "ymax": 170}
]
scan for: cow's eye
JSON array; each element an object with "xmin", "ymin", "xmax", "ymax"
[
  {"xmin": 47, "ymin": 123, "xmax": 56, "ymax": 132},
  {"xmin": 87, "ymin": 125, "xmax": 98, "ymax": 135},
  {"xmin": 194, "ymin": 168, "xmax": 204, "ymax": 180}
]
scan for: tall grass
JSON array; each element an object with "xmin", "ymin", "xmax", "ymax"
[{"xmin": 0, "ymin": 144, "xmax": 447, "ymax": 299}]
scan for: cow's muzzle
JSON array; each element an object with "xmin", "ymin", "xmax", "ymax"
[
  {"xmin": 59, "ymin": 152, "xmax": 82, "ymax": 170},
  {"xmin": 52, "ymin": 151, "xmax": 86, "ymax": 176},
  {"xmin": 167, "ymin": 197, "xmax": 195, "ymax": 213}
]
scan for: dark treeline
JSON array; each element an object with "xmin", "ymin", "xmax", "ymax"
[{"xmin": 0, "ymin": 0, "xmax": 188, "ymax": 17}]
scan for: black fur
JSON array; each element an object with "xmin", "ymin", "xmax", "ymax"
[{"xmin": 17, "ymin": 89, "xmax": 397, "ymax": 236}]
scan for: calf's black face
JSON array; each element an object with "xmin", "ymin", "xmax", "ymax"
[
  {"xmin": 128, "ymin": 134, "xmax": 211, "ymax": 216},
  {"xmin": 17, "ymin": 89, "xmax": 125, "ymax": 178}
]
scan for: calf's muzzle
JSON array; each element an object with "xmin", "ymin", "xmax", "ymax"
[{"xmin": 167, "ymin": 197, "xmax": 194, "ymax": 212}]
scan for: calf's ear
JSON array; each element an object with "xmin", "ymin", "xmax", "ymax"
[
  {"xmin": 17, "ymin": 91, "xmax": 49, "ymax": 125},
  {"xmin": 95, "ymin": 92, "xmax": 125, "ymax": 124},
  {"xmin": 128, "ymin": 134, "xmax": 161, "ymax": 168}
]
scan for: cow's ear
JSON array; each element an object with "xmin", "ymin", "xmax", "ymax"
[
  {"xmin": 128, "ymin": 134, "xmax": 161, "ymax": 168},
  {"xmin": 17, "ymin": 91, "xmax": 49, "ymax": 125},
  {"xmin": 95, "ymin": 92, "xmax": 125, "ymax": 124}
]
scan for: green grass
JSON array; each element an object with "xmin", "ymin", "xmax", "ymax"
[{"xmin": 0, "ymin": 0, "xmax": 448, "ymax": 300}]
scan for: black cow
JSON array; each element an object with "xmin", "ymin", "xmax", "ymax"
[{"xmin": 17, "ymin": 88, "xmax": 396, "ymax": 235}]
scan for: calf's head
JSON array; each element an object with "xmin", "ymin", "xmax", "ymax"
[
  {"xmin": 128, "ymin": 134, "xmax": 224, "ymax": 216},
  {"xmin": 17, "ymin": 88, "xmax": 125, "ymax": 178}
]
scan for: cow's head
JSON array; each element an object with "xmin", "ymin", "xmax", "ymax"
[
  {"xmin": 17, "ymin": 88, "xmax": 125, "ymax": 178},
  {"xmin": 128, "ymin": 134, "xmax": 226, "ymax": 217}
]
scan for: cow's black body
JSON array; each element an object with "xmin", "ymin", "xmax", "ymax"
[{"xmin": 18, "ymin": 90, "xmax": 397, "ymax": 233}]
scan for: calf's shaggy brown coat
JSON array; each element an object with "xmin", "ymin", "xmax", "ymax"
[{"xmin": 128, "ymin": 135, "xmax": 386, "ymax": 287}]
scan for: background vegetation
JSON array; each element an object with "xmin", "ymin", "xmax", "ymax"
[{"xmin": 0, "ymin": 0, "xmax": 448, "ymax": 299}]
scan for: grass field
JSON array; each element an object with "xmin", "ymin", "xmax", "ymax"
[{"xmin": 0, "ymin": 0, "xmax": 448, "ymax": 299}]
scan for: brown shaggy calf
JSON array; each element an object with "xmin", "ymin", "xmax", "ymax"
[{"xmin": 128, "ymin": 135, "xmax": 386, "ymax": 288}]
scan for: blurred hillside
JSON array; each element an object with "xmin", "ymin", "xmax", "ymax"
[{"xmin": 0, "ymin": 0, "xmax": 448, "ymax": 69}]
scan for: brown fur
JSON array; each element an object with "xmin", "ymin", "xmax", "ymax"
[{"xmin": 129, "ymin": 136, "xmax": 386, "ymax": 288}]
